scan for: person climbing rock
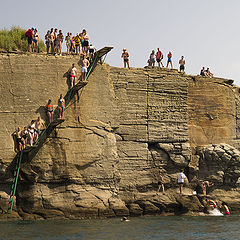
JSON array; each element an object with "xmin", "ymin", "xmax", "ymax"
[
  {"xmin": 68, "ymin": 64, "xmax": 78, "ymax": 88},
  {"xmin": 178, "ymin": 169, "xmax": 187, "ymax": 195},
  {"xmin": 58, "ymin": 94, "xmax": 65, "ymax": 119},
  {"xmin": 28, "ymin": 120, "xmax": 36, "ymax": 146},
  {"xmin": 21, "ymin": 127, "xmax": 28, "ymax": 149},
  {"xmin": 46, "ymin": 99, "xmax": 54, "ymax": 123},
  {"xmin": 121, "ymin": 48, "xmax": 130, "ymax": 68}
]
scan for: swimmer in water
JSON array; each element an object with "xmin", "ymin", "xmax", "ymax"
[
  {"xmin": 222, "ymin": 202, "xmax": 230, "ymax": 216},
  {"xmin": 121, "ymin": 217, "xmax": 130, "ymax": 222}
]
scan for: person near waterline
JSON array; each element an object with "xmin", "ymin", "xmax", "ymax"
[
  {"xmin": 16, "ymin": 127, "xmax": 23, "ymax": 151},
  {"xmin": 156, "ymin": 48, "xmax": 164, "ymax": 67},
  {"xmin": 179, "ymin": 56, "xmax": 185, "ymax": 72},
  {"xmin": 46, "ymin": 99, "xmax": 54, "ymax": 123},
  {"xmin": 68, "ymin": 64, "xmax": 78, "ymax": 88},
  {"xmin": 121, "ymin": 48, "xmax": 130, "ymax": 68},
  {"xmin": 222, "ymin": 202, "xmax": 230, "ymax": 216},
  {"xmin": 81, "ymin": 55, "xmax": 90, "ymax": 81},
  {"xmin": 166, "ymin": 51, "xmax": 173, "ymax": 69},
  {"xmin": 149, "ymin": 50, "xmax": 156, "ymax": 67},
  {"xmin": 58, "ymin": 94, "xmax": 65, "ymax": 119},
  {"xmin": 178, "ymin": 169, "xmax": 187, "ymax": 195},
  {"xmin": 157, "ymin": 172, "xmax": 165, "ymax": 195},
  {"xmin": 201, "ymin": 180, "xmax": 214, "ymax": 196}
]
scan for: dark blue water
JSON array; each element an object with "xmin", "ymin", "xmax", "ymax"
[{"xmin": 0, "ymin": 216, "xmax": 238, "ymax": 240}]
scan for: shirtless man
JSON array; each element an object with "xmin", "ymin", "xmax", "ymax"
[
  {"xmin": 53, "ymin": 28, "xmax": 58, "ymax": 54},
  {"xmin": 179, "ymin": 56, "xmax": 185, "ymax": 72},
  {"xmin": 81, "ymin": 56, "xmax": 90, "ymax": 81},
  {"xmin": 34, "ymin": 117, "xmax": 45, "ymax": 142},
  {"xmin": 121, "ymin": 49, "xmax": 130, "ymax": 68},
  {"xmin": 68, "ymin": 64, "xmax": 78, "ymax": 88}
]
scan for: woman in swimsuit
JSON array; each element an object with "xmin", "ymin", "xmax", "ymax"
[
  {"xmin": 33, "ymin": 29, "xmax": 39, "ymax": 53},
  {"xmin": 58, "ymin": 94, "xmax": 65, "ymax": 119},
  {"xmin": 46, "ymin": 99, "xmax": 54, "ymax": 123},
  {"xmin": 65, "ymin": 32, "xmax": 71, "ymax": 55},
  {"xmin": 28, "ymin": 120, "xmax": 36, "ymax": 146}
]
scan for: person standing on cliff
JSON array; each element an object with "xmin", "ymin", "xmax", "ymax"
[
  {"xmin": 81, "ymin": 55, "xmax": 90, "ymax": 81},
  {"xmin": 25, "ymin": 28, "xmax": 34, "ymax": 52},
  {"xmin": 166, "ymin": 51, "xmax": 173, "ymax": 69},
  {"xmin": 149, "ymin": 50, "xmax": 156, "ymax": 67},
  {"xmin": 156, "ymin": 48, "xmax": 164, "ymax": 67},
  {"xmin": 68, "ymin": 64, "xmax": 78, "ymax": 88},
  {"xmin": 179, "ymin": 56, "xmax": 185, "ymax": 72},
  {"xmin": 178, "ymin": 169, "xmax": 187, "ymax": 195},
  {"xmin": 121, "ymin": 49, "xmax": 130, "ymax": 68},
  {"xmin": 157, "ymin": 172, "xmax": 165, "ymax": 195}
]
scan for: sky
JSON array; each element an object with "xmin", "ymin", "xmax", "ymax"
[{"xmin": 1, "ymin": 0, "xmax": 240, "ymax": 85}]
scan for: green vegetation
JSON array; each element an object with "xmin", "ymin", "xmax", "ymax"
[{"xmin": 0, "ymin": 26, "xmax": 46, "ymax": 52}]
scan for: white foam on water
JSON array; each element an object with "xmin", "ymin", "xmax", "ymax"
[{"xmin": 208, "ymin": 208, "xmax": 223, "ymax": 216}]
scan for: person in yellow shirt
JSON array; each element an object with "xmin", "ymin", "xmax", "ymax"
[{"xmin": 74, "ymin": 33, "xmax": 81, "ymax": 55}]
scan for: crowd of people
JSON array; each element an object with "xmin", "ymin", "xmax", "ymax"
[
  {"xmin": 121, "ymin": 48, "xmax": 216, "ymax": 78},
  {"xmin": 157, "ymin": 169, "xmax": 230, "ymax": 216},
  {"xmin": 15, "ymin": 94, "xmax": 65, "ymax": 151},
  {"xmin": 25, "ymin": 27, "xmax": 96, "ymax": 58}
]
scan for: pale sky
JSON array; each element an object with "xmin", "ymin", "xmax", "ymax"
[{"xmin": 1, "ymin": 0, "xmax": 240, "ymax": 85}]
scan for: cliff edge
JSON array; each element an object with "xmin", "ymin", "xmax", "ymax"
[{"xmin": 0, "ymin": 53, "xmax": 240, "ymax": 220}]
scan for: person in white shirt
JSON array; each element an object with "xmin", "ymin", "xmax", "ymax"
[{"xmin": 178, "ymin": 169, "xmax": 187, "ymax": 195}]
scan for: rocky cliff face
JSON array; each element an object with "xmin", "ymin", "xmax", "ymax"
[{"xmin": 1, "ymin": 53, "xmax": 240, "ymax": 220}]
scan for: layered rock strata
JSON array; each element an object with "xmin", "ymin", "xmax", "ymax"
[{"xmin": 0, "ymin": 54, "xmax": 240, "ymax": 219}]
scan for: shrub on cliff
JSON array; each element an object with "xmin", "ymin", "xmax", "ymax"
[{"xmin": 0, "ymin": 26, "xmax": 46, "ymax": 52}]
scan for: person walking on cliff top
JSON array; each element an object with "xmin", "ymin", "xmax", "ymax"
[
  {"xmin": 81, "ymin": 55, "xmax": 90, "ymax": 81},
  {"xmin": 179, "ymin": 56, "xmax": 185, "ymax": 72},
  {"xmin": 149, "ymin": 50, "xmax": 156, "ymax": 67},
  {"xmin": 121, "ymin": 49, "xmax": 130, "ymax": 68},
  {"xmin": 166, "ymin": 51, "xmax": 173, "ymax": 69},
  {"xmin": 156, "ymin": 48, "xmax": 164, "ymax": 67},
  {"xmin": 68, "ymin": 64, "xmax": 78, "ymax": 88},
  {"xmin": 178, "ymin": 169, "xmax": 187, "ymax": 195}
]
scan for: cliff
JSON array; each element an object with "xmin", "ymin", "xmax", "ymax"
[{"xmin": 0, "ymin": 53, "xmax": 240, "ymax": 220}]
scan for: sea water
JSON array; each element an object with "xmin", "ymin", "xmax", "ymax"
[{"xmin": 0, "ymin": 215, "xmax": 238, "ymax": 240}]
